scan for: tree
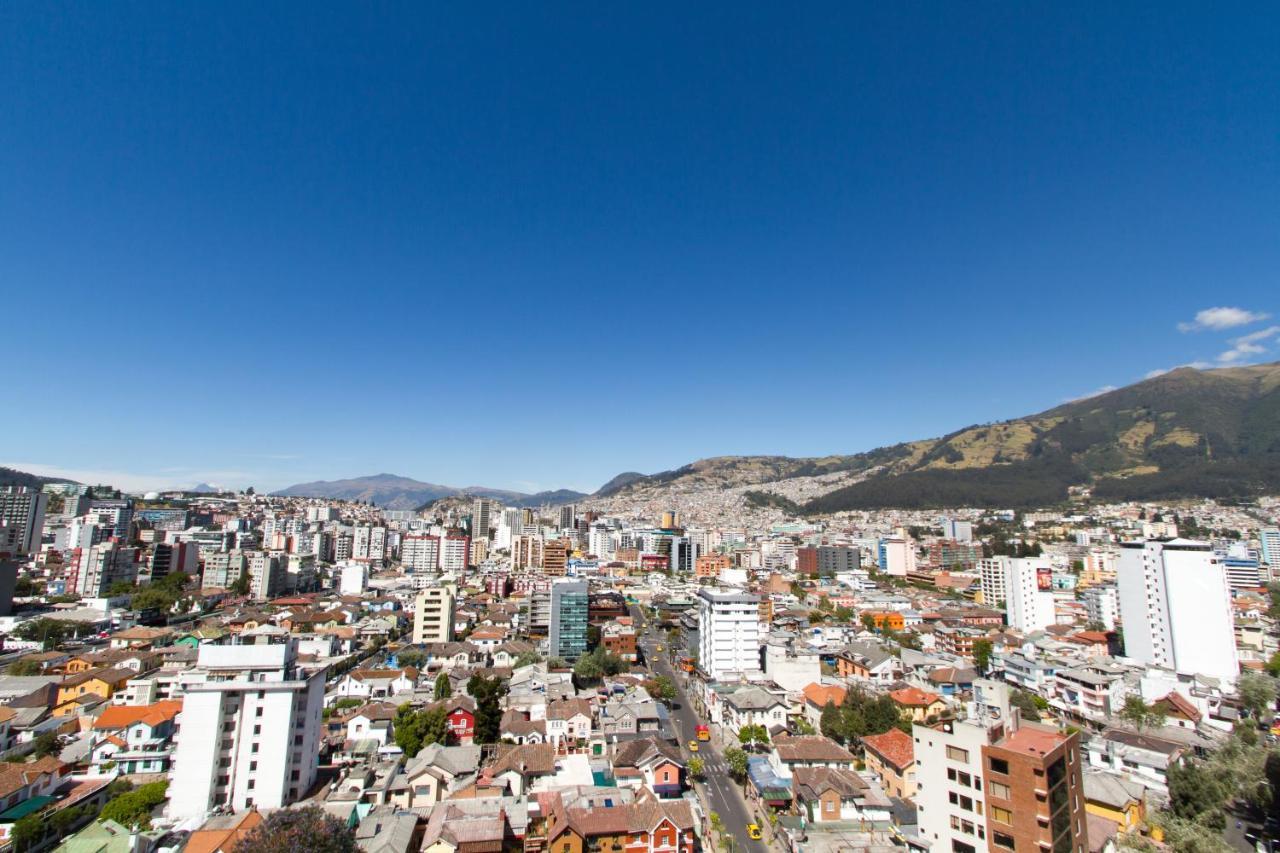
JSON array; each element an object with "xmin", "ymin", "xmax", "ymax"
[
  {"xmin": 1118, "ymin": 696, "xmax": 1165, "ymax": 732},
  {"xmin": 15, "ymin": 618, "xmax": 78, "ymax": 650},
  {"xmin": 230, "ymin": 572, "xmax": 251, "ymax": 596},
  {"xmin": 1237, "ymin": 672, "xmax": 1278, "ymax": 721},
  {"xmin": 6, "ymin": 659, "xmax": 43, "ymax": 676},
  {"xmin": 645, "ymin": 675, "xmax": 677, "ymax": 704},
  {"xmin": 819, "ymin": 701, "xmax": 843, "ymax": 742},
  {"xmin": 737, "ymin": 724, "xmax": 769, "ymax": 752},
  {"xmin": 467, "ymin": 674, "xmax": 507, "ymax": 744},
  {"xmin": 1167, "ymin": 759, "xmax": 1232, "ymax": 831},
  {"xmin": 723, "ymin": 747, "xmax": 748, "ymax": 781},
  {"xmin": 393, "ymin": 704, "xmax": 449, "ymax": 757},
  {"xmin": 1266, "ymin": 650, "xmax": 1280, "ymax": 679},
  {"xmin": 99, "ymin": 781, "xmax": 168, "ymax": 829},
  {"xmin": 10, "ymin": 814, "xmax": 43, "ymax": 853},
  {"xmin": 32, "ymin": 732, "xmax": 60, "ymax": 758},
  {"xmin": 1009, "ymin": 690, "xmax": 1043, "ymax": 722},
  {"xmin": 688, "ymin": 757, "xmax": 705, "ymax": 780},
  {"xmin": 860, "ymin": 613, "xmax": 877, "ymax": 633},
  {"xmin": 231, "ymin": 804, "xmax": 356, "ymax": 853},
  {"xmin": 971, "ymin": 639, "xmax": 993, "ymax": 675},
  {"xmin": 514, "ymin": 649, "xmax": 542, "ymax": 668},
  {"xmin": 434, "ymin": 673, "xmax": 452, "ymax": 701},
  {"xmin": 573, "ymin": 647, "xmax": 628, "ymax": 685},
  {"xmin": 792, "ymin": 717, "xmax": 816, "ymax": 735}
]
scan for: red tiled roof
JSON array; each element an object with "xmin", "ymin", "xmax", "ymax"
[{"xmin": 860, "ymin": 728, "xmax": 915, "ymax": 771}]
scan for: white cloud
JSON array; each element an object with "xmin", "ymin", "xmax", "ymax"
[
  {"xmin": 1065, "ymin": 385, "xmax": 1117, "ymax": 403},
  {"xmin": 1178, "ymin": 306, "xmax": 1269, "ymax": 332},
  {"xmin": 1217, "ymin": 324, "xmax": 1280, "ymax": 364},
  {"xmin": 1144, "ymin": 361, "xmax": 1213, "ymax": 379}
]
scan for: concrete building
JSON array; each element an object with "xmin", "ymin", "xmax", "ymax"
[
  {"xmin": 202, "ymin": 550, "xmax": 247, "ymax": 590},
  {"xmin": 247, "ymin": 551, "xmax": 285, "ymax": 601},
  {"xmin": 470, "ymin": 498, "xmax": 493, "ymax": 543},
  {"xmin": 1260, "ymin": 528, "xmax": 1280, "ymax": 569},
  {"xmin": 549, "ymin": 580, "xmax": 589, "ymax": 662},
  {"xmin": 1117, "ymin": 539, "xmax": 1238, "ymax": 683},
  {"xmin": 1003, "ymin": 558, "xmax": 1056, "ymax": 634},
  {"xmin": 412, "ymin": 584, "xmax": 456, "ymax": 644},
  {"xmin": 796, "ymin": 545, "xmax": 859, "ymax": 577},
  {"xmin": 878, "ymin": 537, "xmax": 915, "ymax": 577},
  {"xmin": 697, "ymin": 588, "xmax": 760, "ymax": 680},
  {"xmin": 167, "ymin": 634, "xmax": 325, "ymax": 821},
  {"xmin": 978, "ymin": 558, "xmax": 1008, "ymax": 608},
  {"xmin": 0, "ymin": 486, "xmax": 48, "ymax": 556},
  {"xmin": 71, "ymin": 541, "xmax": 139, "ymax": 597},
  {"xmin": 339, "ymin": 561, "xmax": 368, "ymax": 596},
  {"xmin": 401, "ymin": 534, "xmax": 440, "ymax": 573},
  {"xmin": 1082, "ymin": 586, "xmax": 1119, "ymax": 631},
  {"xmin": 353, "ymin": 525, "xmax": 387, "ymax": 563},
  {"xmin": 915, "ymin": 679, "xmax": 1089, "ymax": 853},
  {"xmin": 440, "ymin": 536, "xmax": 470, "ymax": 572}
]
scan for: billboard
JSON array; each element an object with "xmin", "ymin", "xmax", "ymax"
[{"xmin": 1036, "ymin": 566, "xmax": 1053, "ymax": 591}]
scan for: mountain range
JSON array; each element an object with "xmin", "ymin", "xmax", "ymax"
[
  {"xmin": 272, "ymin": 473, "xmax": 589, "ymax": 510},
  {"xmin": 601, "ymin": 361, "xmax": 1280, "ymax": 511}
]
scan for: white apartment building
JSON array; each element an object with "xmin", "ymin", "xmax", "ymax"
[
  {"xmin": 339, "ymin": 561, "xmax": 367, "ymax": 596},
  {"xmin": 1260, "ymin": 528, "xmax": 1280, "ymax": 568},
  {"xmin": 71, "ymin": 542, "xmax": 139, "ymax": 597},
  {"xmin": 402, "ymin": 534, "xmax": 440, "ymax": 573},
  {"xmin": 1004, "ymin": 558, "xmax": 1056, "ymax": 634},
  {"xmin": 248, "ymin": 551, "xmax": 285, "ymax": 601},
  {"xmin": 413, "ymin": 584, "xmax": 456, "ymax": 644},
  {"xmin": 914, "ymin": 681, "xmax": 1010, "ymax": 853},
  {"xmin": 697, "ymin": 589, "xmax": 760, "ymax": 680},
  {"xmin": 1117, "ymin": 539, "xmax": 1238, "ymax": 683},
  {"xmin": 1082, "ymin": 586, "xmax": 1119, "ymax": 631},
  {"xmin": 167, "ymin": 635, "xmax": 325, "ymax": 821},
  {"xmin": 978, "ymin": 557, "xmax": 1007, "ymax": 607},
  {"xmin": 353, "ymin": 525, "xmax": 387, "ymax": 563},
  {"xmin": 440, "ymin": 536, "xmax": 470, "ymax": 572},
  {"xmin": 878, "ymin": 538, "xmax": 915, "ymax": 577}
]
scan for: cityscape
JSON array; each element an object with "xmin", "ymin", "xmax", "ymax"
[{"xmin": 4, "ymin": 4, "xmax": 1280, "ymax": 853}]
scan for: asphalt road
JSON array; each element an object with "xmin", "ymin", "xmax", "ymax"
[{"xmin": 632, "ymin": 606, "xmax": 770, "ymax": 853}]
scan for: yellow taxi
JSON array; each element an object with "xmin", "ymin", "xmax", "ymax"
[
  {"xmin": 747, "ymin": 824, "xmax": 763, "ymax": 839},
  {"xmin": 687, "ymin": 740, "xmax": 699, "ymax": 752}
]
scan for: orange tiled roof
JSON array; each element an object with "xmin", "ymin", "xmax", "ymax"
[{"xmin": 93, "ymin": 700, "xmax": 183, "ymax": 730}]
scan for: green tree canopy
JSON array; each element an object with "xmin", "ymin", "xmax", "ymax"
[
  {"xmin": 230, "ymin": 804, "xmax": 357, "ymax": 853},
  {"xmin": 99, "ymin": 781, "xmax": 168, "ymax": 829}
]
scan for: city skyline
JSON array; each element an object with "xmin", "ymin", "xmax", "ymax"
[{"xmin": 4, "ymin": 4, "xmax": 1279, "ymax": 492}]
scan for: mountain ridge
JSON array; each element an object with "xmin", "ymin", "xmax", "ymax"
[{"xmin": 273, "ymin": 473, "xmax": 588, "ymax": 510}]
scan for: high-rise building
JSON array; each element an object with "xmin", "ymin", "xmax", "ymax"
[
  {"xmin": 470, "ymin": 498, "xmax": 493, "ymax": 542},
  {"xmin": 915, "ymin": 680, "xmax": 1089, "ymax": 853},
  {"xmin": 542, "ymin": 541, "xmax": 568, "ymax": 576},
  {"xmin": 588, "ymin": 522, "xmax": 614, "ymax": 560},
  {"xmin": 440, "ymin": 536, "xmax": 470, "ymax": 573},
  {"xmin": 167, "ymin": 635, "xmax": 324, "ymax": 820},
  {"xmin": 70, "ymin": 541, "xmax": 140, "ymax": 597},
  {"xmin": 1117, "ymin": 539, "xmax": 1238, "ymax": 683},
  {"xmin": 796, "ymin": 545, "xmax": 860, "ymax": 577},
  {"xmin": 1218, "ymin": 543, "xmax": 1263, "ymax": 590},
  {"xmin": 353, "ymin": 525, "xmax": 387, "ymax": 563},
  {"xmin": 202, "ymin": 550, "xmax": 247, "ymax": 590},
  {"xmin": 696, "ymin": 588, "xmax": 760, "ymax": 679},
  {"xmin": 941, "ymin": 517, "xmax": 975, "ymax": 543},
  {"xmin": 1260, "ymin": 528, "xmax": 1280, "ymax": 568},
  {"xmin": 401, "ymin": 534, "xmax": 440, "ymax": 573},
  {"xmin": 1003, "ymin": 558, "xmax": 1056, "ymax": 633},
  {"xmin": 247, "ymin": 551, "xmax": 285, "ymax": 601},
  {"xmin": 0, "ymin": 486, "xmax": 48, "ymax": 556},
  {"xmin": 86, "ymin": 498, "xmax": 133, "ymax": 539},
  {"xmin": 978, "ymin": 557, "xmax": 1008, "ymax": 607},
  {"xmin": 878, "ymin": 537, "xmax": 915, "ymax": 577},
  {"xmin": 339, "ymin": 561, "xmax": 367, "ymax": 595},
  {"xmin": 1082, "ymin": 585, "xmax": 1119, "ymax": 631},
  {"xmin": 558, "ymin": 505, "xmax": 576, "ymax": 532},
  {"xmin": 512, "ymin": 535, "xmax": 543, "ymax": 570},
  {"xmin": 549, "ymin": 580, "xmax": 589, "ymax": 662},
  {"xmin": 149, "ymin": 541, "xmax": 199, "ymax": 581},
  {"xmin": 413, "ymin": 584, "xmax": 456, "ymax": 644}
]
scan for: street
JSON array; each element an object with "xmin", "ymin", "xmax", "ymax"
[{"xmin": 632, "ymin": 606, "xmax": 770, "ymax": 853}]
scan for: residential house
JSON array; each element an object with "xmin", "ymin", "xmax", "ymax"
[
  {"xmin": 611, "ymin": 736, "xmax": 685, "ymax": 799},
  {"xmin": 860, "ymin": 728, "xmax": 917, "ymax": 799},
  {"xmin": 888, "ymin": 687, "xmax": 947, "ymax": 723},
  {"xmin": 792, "ymin": 767, "xmax": 893, "ymax": 823},
  {"xmin": 332, "ymin": 668, "xmax": 418, "ymax": 702},
  {"xmin": 89, "ymin": 700, "xmax": 183, "ymax": 774}
]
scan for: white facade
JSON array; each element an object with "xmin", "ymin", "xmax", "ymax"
[
  {"xmin": 879, "ymin": 538, "xmax": 914, "ymax": 577},
  {"xmin": 1082, "ymin": 585, "xmax": 1119, "ymax": 631},
  {"xmin": 0, "ymin": 487, "xmax": 47, "ymax": 556},
  {"xmin": 1004, "ymin": 558, "xmax": 1056, "ymax": 633},
  {"xmin": 440, "ymin": 536, "xmax": 469, "ymax": 572},
  {"xmin": 402, "ymin": 534, "xmax": 440, "ymax": 573},
  {"xmin": 353, "ymin": 525, "xmax": 387, "ymax": 563},
  {"xmin": 697, "ymin": 589, "xmax": 760, "ymax": 680},
  {"xmin": 167, "ymin": 637, "xmax": 325, "ymax": 821},
  {"xmin": 763, "ymin": 642, "xmax": 821, "ymax": 692},
  {"xmin": 1117, "ymin": 539, "xmax": 1238, "ymax": 683},
  {"xmin": 978, "ymin": 557, "xmax": 1008, "ymax": 607},
  {"xmin": 339, "ymin": 561, "xmax": 367, "ymax": 595}
]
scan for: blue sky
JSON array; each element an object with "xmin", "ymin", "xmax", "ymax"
[{"xmin": 2, "ymin": 3, "xmax": 1278, "ymax": 493}]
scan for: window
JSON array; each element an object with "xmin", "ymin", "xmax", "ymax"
[
  {"xmin": 990, "ymin": 806, "xmax": 1012, "ymax": 824},
  {"xmin": 253, "ymin": 725, "xmax": 261, "ymax": 735},
  {"xmin": 990, "ymin": 781, "xmax": 1011, "ymax": 799},
  {"xmin": 993, "ymin": 831, "xmax": 1016, "ymax": 849},
  {"xmin": 249, "ymin": 761, "xmax": 257, "ymax": 771},
  {"xmin": 946, "ymin": 746, "xmax": 969, "ymax": 762},
  {"xmin": 989, "ymin": 757, "xmax": 1009, "ymax": 775}
]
